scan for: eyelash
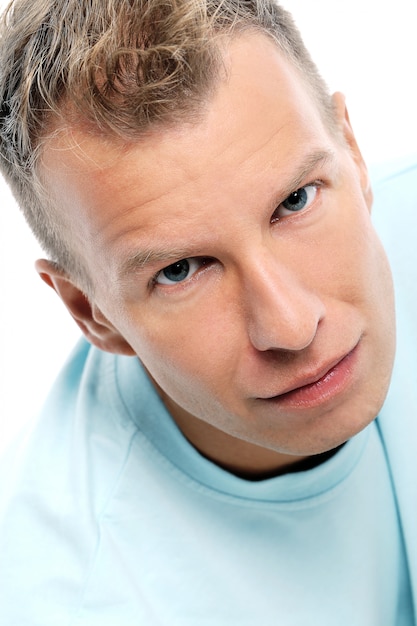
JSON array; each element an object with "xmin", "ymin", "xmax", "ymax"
[
  {"xmin": 270, "ymin": 180, "xmax": 323, "ymax": 223},
  {"xmin": 150, "ymin": 257, "xmax": 214, "ymax": 289}
]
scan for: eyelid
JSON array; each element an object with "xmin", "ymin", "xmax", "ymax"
[
  {"xmin": 272, "ymin": 180, "xmax": 323, "ymax": 222},
  {"xmin": 150, "ymin": 256, "xmax": 214, "ymax": 289},
  {"xmin": 287, "ymin": 179, "xmax": 324, "ymax": 200}
]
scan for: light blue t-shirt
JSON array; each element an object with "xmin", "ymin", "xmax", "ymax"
[{"xmin": 0, "ymin": 156, "xmax": 416, "ymax": 625}]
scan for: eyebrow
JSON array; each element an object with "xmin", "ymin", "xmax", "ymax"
[
  {"xmin": 278, "ymin": 149, "xmax": 336, "ymax": 201},
  {"xmin": 120, "ymin": 245, "xmax": 197, "ymax": 279},
  {"xmin": 118, "ymin": 148, "xmax": 336, "ymax": 279}
]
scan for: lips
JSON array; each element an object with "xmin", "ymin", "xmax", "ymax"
[
  {"xmin": 258, "ymin": 342, "xmax": 360, "ymax": 408},
  {"xmin": 274, "ymin": 351, "xmax": 353, "ymax": 397}
]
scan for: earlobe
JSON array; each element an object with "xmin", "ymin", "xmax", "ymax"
[
  {"xmin": 331, "ymin": 92, "xmax": 373, "ymax": 211},
  {"xmin": 35, "ymin": 259, "xmax": 136, "ymax": 356}
]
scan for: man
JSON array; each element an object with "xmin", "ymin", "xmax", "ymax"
[{"xmin": 0, "ymin": 0, "xmax": 415, "ymax": 623}]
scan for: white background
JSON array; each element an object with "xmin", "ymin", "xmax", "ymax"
[{"xmin": 1, "ymin": 0, "xmax": 416, "ymax": 449}]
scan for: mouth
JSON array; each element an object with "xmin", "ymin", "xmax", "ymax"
[{"xmin": 259, "ymin": 342, "xmax": 361, "ymax": 410}]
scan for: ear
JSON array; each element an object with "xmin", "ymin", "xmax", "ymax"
[
  {"xmin": 331, "ymin": 92, "xmax": 373, "ymax": 211},
  {"xmin": 35, "ymin": 259, "xmax": 135, "ymax": 356}
]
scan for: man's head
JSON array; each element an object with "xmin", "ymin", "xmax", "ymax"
[
  {"xmin": 0, "ymin": 0, "xmax": 334, "ymax": 289},
  {"xmin": 0, "ymin": 1, "xmax": 396, "ymax": 476}
]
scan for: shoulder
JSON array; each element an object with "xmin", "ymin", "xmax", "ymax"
[
  {"xmin": 371, "ymin": 156, "xmax": 417, "ymax": 594},
  {"xmin": 373, "ymin": 155, "xmax": 417, "ymax": 527},
  {"xmin": 0, "ymin": 339, "xmax": 142, "ymax": 621},
  {"xmin": 0, "ymin": 339, "xmax": 142, "ymax": 513}
]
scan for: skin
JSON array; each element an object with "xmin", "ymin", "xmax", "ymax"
[{"xmin": 37, "ymin": 34, "xmax": 396, "ymax": 478}]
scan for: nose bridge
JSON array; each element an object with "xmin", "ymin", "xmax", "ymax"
[{"xmin": 241, "ymin": 247, "xmax": 324, "ymax": 352}]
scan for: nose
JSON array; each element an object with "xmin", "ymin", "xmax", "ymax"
[{"xmin": 242, "ymin": 254, "xmax": 325, "ymax": 353}]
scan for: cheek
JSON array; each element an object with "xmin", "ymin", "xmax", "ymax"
[
  {"xmin": 309, "ymin": 195, "xmax": 389, "ymax": 305},
  {"xmin": 125, "ymin": 303, "xmax": 243, "ymax": 399},
  {"xmin": 344, "ymin": 221, "xmax": 394, "ymax": 316},
  {"xmin": 321, "ymin": 205, "xmax": 396, "ymax": 362}
]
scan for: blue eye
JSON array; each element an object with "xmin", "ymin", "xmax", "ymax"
[
  {"xmin": 273, "ymin": 184, "xmax": 319, "ymax": 220},
  {"xmin": 154, "ymin": 258, "xmax": 206, "ymax": 285}
]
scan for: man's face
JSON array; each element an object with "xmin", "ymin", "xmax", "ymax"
[{"xmin": 41, "ymin": 34, "xmax": 395, "ymax": 475}]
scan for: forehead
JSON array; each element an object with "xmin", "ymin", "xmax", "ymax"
[
  {"xmin": 40, "ymin": 34, "xmax": 333, "ymax": 280},
  {"xmin": 42, "ymin": 32, "xmax": 326, "ymax": 172}
]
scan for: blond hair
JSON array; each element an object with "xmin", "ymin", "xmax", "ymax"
[{"xmin": 0, "ymin": 0, "xmax": 333, "ymax": 288}]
